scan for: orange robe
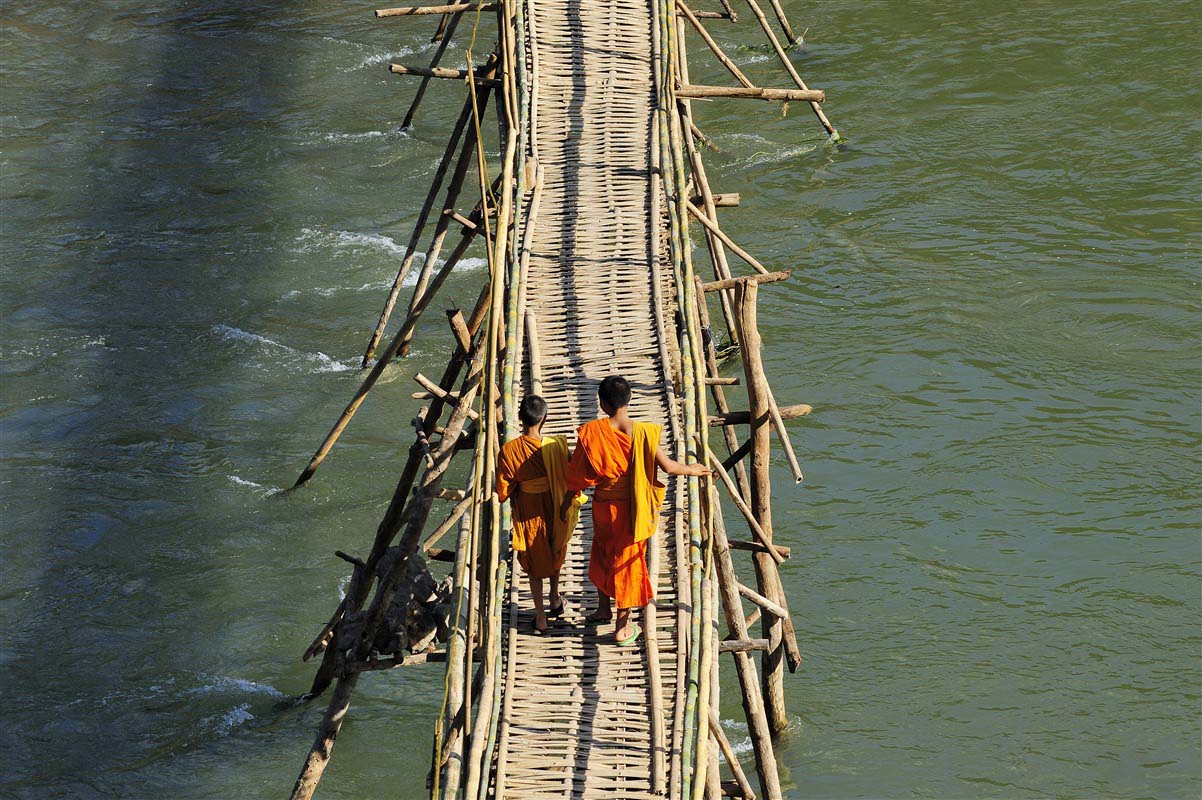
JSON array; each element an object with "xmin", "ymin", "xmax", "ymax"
[
  {"xmin": 567, "ymin": 419, "xmax": 664, "ymax": 609},
  {"xmin": 496, "ymin": 435, "xmax": 565, "ymax": 579}
]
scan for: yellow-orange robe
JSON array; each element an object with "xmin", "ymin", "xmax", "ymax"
[
  {"xmin": 496, "ymin": 435, "xmax": 580, "ymax": 579},
  {"xmin": 566, "ymin": 419, "xmax": 665, "ymax": 609}
]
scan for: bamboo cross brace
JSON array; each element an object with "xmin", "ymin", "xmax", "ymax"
[
  {"xmin": 704, "ymin": 448, "xmax": 783, "ymax": 564},
  {"xmin": 376, "ymin": 2, "xmax": 496, "ymax": 16},
  {"xmin": 676, "ymin": 84, "xmax": 824, "ymax": 103},
  {"xmin": 741, "ymin": 0, "xmax": 838, "ymax": 138},
  {"xmin": 686, "ymin": 201, "xmax": 769, "ymax": 274},
  {"xmin": 389, "ymin": 62, "xmax": 502, "ymax": 87}
]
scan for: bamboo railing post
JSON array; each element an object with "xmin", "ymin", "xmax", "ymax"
[{"xmin": 734, "ymin": 279, "xmax": 788, "ymax": 735}]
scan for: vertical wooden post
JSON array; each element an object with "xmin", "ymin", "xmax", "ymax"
[{"xmin": 735, "ymin": 279, "xmax": 788, "ymax": 735}]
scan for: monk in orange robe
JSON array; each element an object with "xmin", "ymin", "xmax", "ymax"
[
  {"xmin": 561, "ymin": 376, "xmax": 711, "ymax": 645},
  {"xmin": 496, "ymin": 395, "xmax": 583, "ymax": 634}
]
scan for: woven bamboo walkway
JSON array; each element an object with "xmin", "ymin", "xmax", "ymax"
[
  {"xmin": 287, "ymin": 1, "xmax": 835, "ymax": 797},
  {"xmin": 492, "ymin": 1, "xmax": 683, "ymax": 795}
]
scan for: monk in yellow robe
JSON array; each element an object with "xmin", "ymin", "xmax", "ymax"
[
  {"xmin": 496, "ymin": 395, "xmax": 583, "ymax": 634},
  {"xmin": 562, "ymin": 376, "xmax": 710, "ymax": 645}
]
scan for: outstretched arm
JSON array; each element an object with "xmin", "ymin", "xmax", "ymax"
[{"xmin": 655, "ymin": 447, "xmax": 713, "ymax": 477}]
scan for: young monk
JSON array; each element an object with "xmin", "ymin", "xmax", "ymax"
[
  {"xmin": 561, "ymin": 376, "xmax": 711, "ymax": 645},
  {"xmin": 495, "ymin": 395, "xmax": 584, "ymax": 634}
]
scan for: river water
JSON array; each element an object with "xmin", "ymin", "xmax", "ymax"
[{"xmin": 1, "ymin": 2, "xmax": 1198, "ymax": 798}]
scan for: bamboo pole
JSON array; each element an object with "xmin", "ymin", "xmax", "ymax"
[
  {"xmin": 710, "ymin": 709, "xmax": 756, "ymax": 800},
  {"xmin": 401, "ymin": 11, "xmax": 464, "ymax": 130},
  {"xmin": 524, "ymin": 310, "xmax": 542, "ymax": 395},
  {"xmin": 676, "ymin": 84, "xmax": 824, "ymax": 103},
  {"xmin": 705, "ymin": 448, "xmax": 782, "ymax": 565},
  {"xmin": 734, "ymin": 279, "xmax": 788, "ymax": 735},
  {"xmin": 376, "ymin": 2, "xmax": 496, "ymax": 16},
  {"xmin": 686, "ymin": 202, "xmax": 769, "ymax": 274},
  {"xmin": 389, "ymin": 62, "xmax": 501, "ymax": 87},
  {"xmin": 291, "ymin": 200, "xmax": 490, "ymax": 488},
  {"xmin": 646, "ymin": 498, "xmax": 668, "ymax": 794},
  {"xmin": 741, "ymin": 0, "xmax": 839, "ymax": 139},
  {"xmin": 434, "ymin": 509, "xmax": 475, "ymax": 797},
  {"xmin": 677, "ymin": 2, "xmax": 754, "ymax": 89},
  {"xmin": 360, "ymin": 77, "xmax": 485, "ymax": 368},
  {"xmin": 710, "ymin": 404, "xmax": 811, "ymax": 426},
  {"xmin": 765, "ymin": 0, "xmax": 797, "ymax": 46},
  {"xmin": 708, "ymin": 483, "xmax": 782, "ymax": 800},
  {"xmin": 700, "ymin": 271, "xmax": 790, "ymax": 292}
]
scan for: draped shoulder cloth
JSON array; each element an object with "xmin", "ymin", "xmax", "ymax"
[
  {"xmin": 630, "ymin": 421, "xmax": 666, "ymax": 544},
  {"xmin": 541, "ymin": 434, "xmax": 585, "ymax": 558}
]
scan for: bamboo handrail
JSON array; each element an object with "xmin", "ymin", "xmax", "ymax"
[{"xmin": 677, "ymin": 84, "xmax": 824, "ymax": 103}]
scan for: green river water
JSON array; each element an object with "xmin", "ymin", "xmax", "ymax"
[{"xmin": 2, "ymin": 2, "xmax": 1199, "ymax": 798}]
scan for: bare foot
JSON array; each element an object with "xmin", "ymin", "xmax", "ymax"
[{"xmin": 533, "ymin": 612, "xmax": 549, "ymax": 634}]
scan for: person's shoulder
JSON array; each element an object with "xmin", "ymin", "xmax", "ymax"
[{"xmin": 577, "ymin": 418, "xmax": 608, "ymax": 442}]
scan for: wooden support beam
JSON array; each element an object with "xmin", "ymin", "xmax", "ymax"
[
  {"xmin": 389, "ymin": 63, "xmax": 502, "ymax": 88},
  {"xmin": 376, "ymin": 2, "xmax": 496, "ymax": 16},
  {"xmin": 719, "ymin": 638, "xmax": 769, "ymax": 654},
  {"xmin": 677, "ymin": 84, "xmax": 824, "ymax": 103},
  {"xmin": 728, "ymin": 539, "xmax": 790, "ymax": 558},
  {"xmin": 686, "ymin": 202, "xmax": 770, "ymax": 274},
  {"xmin": 447, "ymin": 309, "xmax": 472, "ymax": 353},
  {"xmin": 736, "ymin": 582, "xmax": 789, "ymax": 621},
  {"xmin": 425, "ymin": 547, "xmax": 457, "ymax": 562},
  {"xmin": 414, "ymin": 407, "xmax": 435, "ymax": 467},
  {"xmin": 680, "ymin": 8, "xmax": 731, "ymax": 19},
  {"xmin": 710, "ymin": 711, "xmax": 757, "ymax": 800},
  {"xmin": 690, "ymin": 192, "xmax": 739, "ymax": 207},
  {"xmin": 705, "ymin": 376, "xmax": 739, "ymax": 385},
  {"xmin": 705, "ymin": 448, "xmax": 783, "ymax": 565},
  {"xmin": 420, "ymin": 494, "xmax": 474, "ymax": 554},
  {"xmin": 709, "ymin": 404, "xmax": 811, "ymax": 427},
  {"xmin": 765, "ymin": 0, "xmax": 797, "ymax": 45},
  {"xmin": 700, "ymin": 270, "xmax": 790, "ymax": 293},
  {"xmin": 414, "ymin": 373, "xmax": 479, "ymax": 420}
]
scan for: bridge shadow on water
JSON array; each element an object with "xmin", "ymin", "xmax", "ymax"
[{"xmin": 1, "ymin": 2, "xmax": 322, "ymax": 796}]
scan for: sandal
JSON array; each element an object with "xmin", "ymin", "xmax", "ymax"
[
  {"xmin": 546, "ymin": 599, "xmax": 566, "ymax": 619},
  {"xmin": 616, "ymin": 623, "xmax": 642, "ymax": 647},
  {"xmin": 584, "ymin": 614, "xmax": 613, "ymax": 626}
]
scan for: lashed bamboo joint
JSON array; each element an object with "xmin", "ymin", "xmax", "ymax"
[{"xmin": 287, "ymin": 2, "xmax": 840, "ymax": 799}]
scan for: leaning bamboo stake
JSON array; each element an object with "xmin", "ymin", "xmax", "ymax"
[
  {"xmin": 291, "ymin": 201, "xmax": 490, "ymax": 488},
  {"xmin": 360, "ymin": 79, "xmax": 484, "ymax": 367},
  {"xmin": 741, "ymin": 0, "xmax": 839, "ymax": 139},
  {"xmin": 734, "ymin": 278, "xmax": 788, "ymax": 735},
  {"xmin": 710, "ymin": 709, "xmax": 756, "ymax": 800},
  {"xmin": 677, "ymin": 2, "xmax": 754, "ymax": 89},
  {"xmin": 705, "ymin": 449, "xmax": 782, "ymax": 565},
  {"xmin": 708, "ymin": 483, "xmax": 782, "ymax": 800},
  {"xmin": 686, "ymin": 202, "xmax": 769, "ymax": 274},
  {"xmin": 401, "ymin": 11, "xmax": 463, "ymax": 129},
  {"xmin": 764, "ymin": 0, "xmax": 797, "ymax": 46}
]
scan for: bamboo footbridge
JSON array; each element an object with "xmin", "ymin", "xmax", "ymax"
[{"xmin": 288, "ymin": 2, "xmax": 838, "ymax": 799}]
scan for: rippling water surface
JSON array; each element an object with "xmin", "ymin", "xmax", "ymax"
[{"xmin": 1, "ymin": 2, "xmax": 1198, "ymax": 798}]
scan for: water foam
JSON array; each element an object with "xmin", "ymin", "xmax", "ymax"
[{"xmin": 211, "ymin": 324, "xmax": 355, "ymax": 373}]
